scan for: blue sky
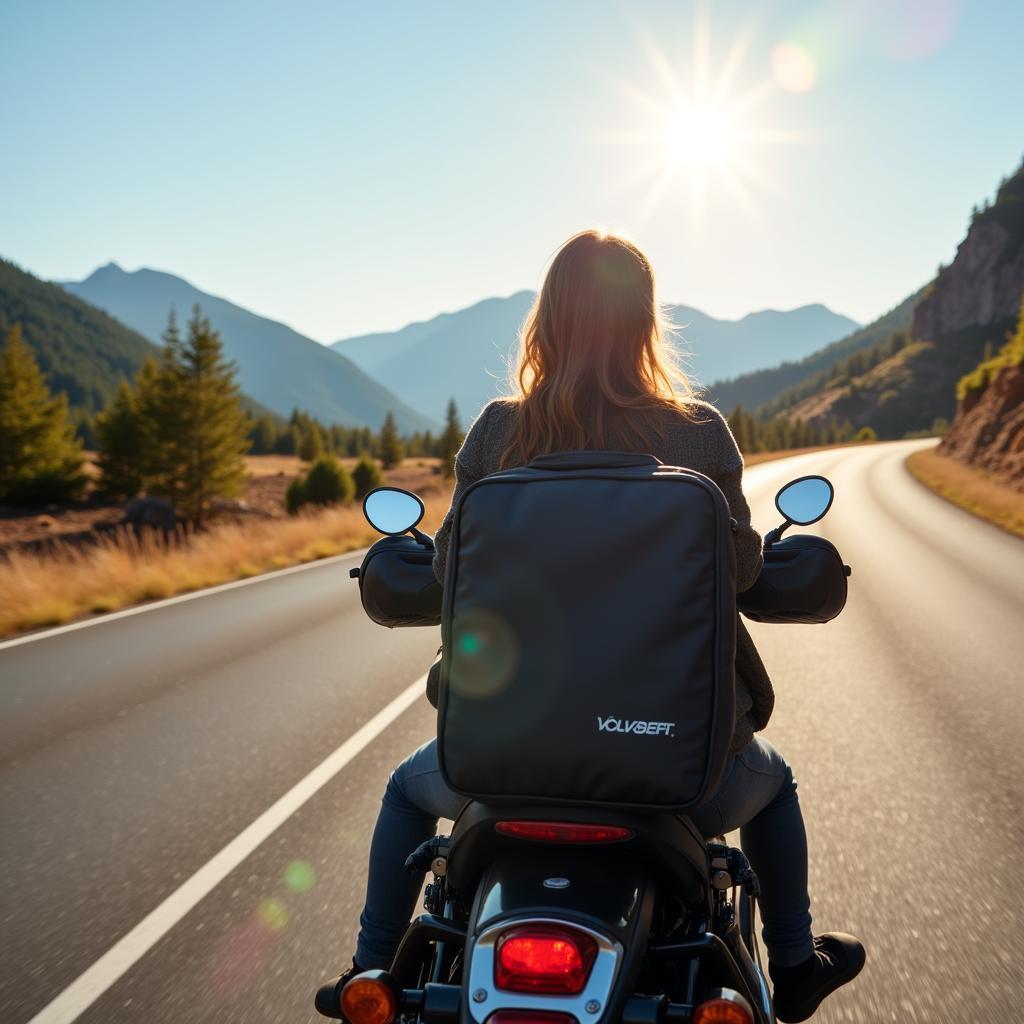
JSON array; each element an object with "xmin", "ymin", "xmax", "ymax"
[{"xmin": 2, "ymin": 0, "xmax": 1022, "ymax": 341}]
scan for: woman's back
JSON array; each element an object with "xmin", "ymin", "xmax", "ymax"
[
  {"xmin": 433, "ymin": 396, "xmax": 762, "ymax": 590},
  {"xmin": 432, "ymin": 395, "xmax": 772, "ymax": 754}
]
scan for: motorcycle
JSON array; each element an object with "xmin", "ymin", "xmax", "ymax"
[{"xmin": 316, "ymin": 473, "xmax": 848, "ymax": 1024}]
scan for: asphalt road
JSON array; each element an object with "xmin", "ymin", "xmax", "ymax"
[{"xmin": 2, "ymin": 439, "xmax": 1021, "ymax": 1023}]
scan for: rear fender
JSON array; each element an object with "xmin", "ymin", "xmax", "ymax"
[{"xmin": 460, "ymin": 850, "xmax": 655, "ymax": 1024}]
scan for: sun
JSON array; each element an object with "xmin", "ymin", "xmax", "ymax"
[
  {"xmin": 662, "ymin": 100, "xmax": 737, "ymax": 170},
  {"xmin": 607, "ymin": 8, "xmax": 798, "ymax": 225}
]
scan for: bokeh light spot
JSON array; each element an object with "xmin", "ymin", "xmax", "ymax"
[
  {"xmin": 882, "ymin": 0, "xmax": 956, "ymax": 60},
  {"xmin": 257, "ymin": 897, "xmax": 288, "ymax": 931},
  {"xmin": 459, "ymin": 632, "xmax": 480, "ymax": 656},
  {"xmin": 284, "ymin": 859, "xmax": 316, "ymax": 892},
  {"xmin": 772, "ymin": 43, "xmax": 816, "ymax": 93}
]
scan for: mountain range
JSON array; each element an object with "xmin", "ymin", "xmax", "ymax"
[
  {"xmin": 10, "ymin": 159, "xmax": 1021, "ymax": 444},
  {"xmin": 332, "ymin": 295, "xmax": 860, "ymax": 421},
  {"xmin": 0, "ymin": 258, "xmax": 158, "ymax": 421},
  {"xmin": 61, "ymin": 264, "xmax": 436, "ymax": 433}
]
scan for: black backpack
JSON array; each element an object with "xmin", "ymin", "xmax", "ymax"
[{"xmin": 437, "ymin": 451, "xmax": 737, "ymax": 812}]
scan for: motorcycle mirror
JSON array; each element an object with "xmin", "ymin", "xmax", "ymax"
[
  {"xmin": 363, "ymin": 487, "xmax": 425, "ymax": 536},
  {"xmin": 774, "ymin": 475, "xmax": 834, "ymax": 526}
]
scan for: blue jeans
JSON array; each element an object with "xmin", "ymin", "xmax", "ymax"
[{"xmin": 355, "ymin": 737, "xmax": 813, "ymax": 969}]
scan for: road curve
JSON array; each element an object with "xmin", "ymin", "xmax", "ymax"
[{"xmin": 1, "ymin": 439, "xmax": 1021, "ymax": 1023}]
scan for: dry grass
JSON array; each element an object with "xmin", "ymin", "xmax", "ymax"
[
  {"xmin": 0, "ymin": 442, "xmax": 889, "ymax": 639},
  {"xmin": 0, "ymin": 488, "xmax": 452, "ymax": 639},
  {"xmin": 243, "ymin": 453, "xmax": 305, "ymax": 477},
  {"xmin": 907, "ymin": 447, "xmax": 1024, "ymax": 540}
]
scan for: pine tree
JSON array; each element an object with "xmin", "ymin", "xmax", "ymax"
[
  {"xmin": 175, "ymin": 306, "xmax": 250, "ymax": 525},
  {"xmin": 439, "ymin": 398, "xmax": 463, "ymax": 478},
  {"xmin": 299, "ymin": 422, "xmax": 324, "ymax": 462},
  {"xmin": 95, "ymin": 379, "xmax": 144, "ymax": 500},
  {"xmin": 379, "ymin": 410, "xmax": 404, "ymax": 470},
  {"xmin": 274, "ymin": 426, "xmax": 300, "ymax": 455},
  {"xmin": 135, "ymin": 315, "xmax": 190, "ymax": 508},
  {"xmin": 0, "ymin": 324, "xmax": 85, "ymax": 504},
  {"xmin": 727, "ymin": 405, "xmax": 752, "ymax": 454},
  {"xmin": 249, "ymin": 416, "xmax": 279, "ymax": 455}
]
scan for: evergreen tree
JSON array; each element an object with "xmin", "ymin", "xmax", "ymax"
[
  {"xmin": 727, "ymin": 405, "xmax": 752, "ymax": 454},
  {"xmin": 95, "ymin": 379, "xmax": 144, "ymax": 500},
  {"xmin": 439, "ymin": 398, "xmax": 463, "ymax": 478},
  {"xmin": 274, "ymin": 425, "xmax": 300, "ymax": 455},
  {"xmin": 135, "ymin": 315, "xmax": 189, "ymax": 508},
  {"xmin": 0, "ymin": 324, "xmax": 85, "ymax": 504},
  {"xmin": 249, "ymin": 415, "xmax": 279, "ymax": 455},
  {"xmin": 379, "ymin": 410, "xmax": 404, "ymax": 470},
  {"xmin": 176, "ymin": 306, "xmax": 250, "ymax": 524},
  {"xmin": 299, "ymin": 422, "xmax": 324, "ymax": 462}
]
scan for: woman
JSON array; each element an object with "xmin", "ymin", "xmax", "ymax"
[{"xmin": 347, "ymin": 231, "xmax": 863, "ymax": 1024}]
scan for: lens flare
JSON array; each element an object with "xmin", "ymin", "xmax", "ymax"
[
  {"xmin": 605, "ymin": 5, "xmax": 801, "ymax": 226},
  {"xmin": 257, "ymin": 897, "xmax": 288, "ymax": 931},
  {"xmin": 772, "ymin": 43, "xmax": 816, "ymax": 93},
  {"xmin": 284, "ymin": 859, "xmax": 316, "ymax": 892},
  {"xmin": 882, "ymin": 0, "xmax": 956, "ymax": 60}
]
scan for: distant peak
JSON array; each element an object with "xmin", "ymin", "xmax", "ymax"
[{"xmin": 85, "ymin": 261, "xmax": 127, "ymax": 282}]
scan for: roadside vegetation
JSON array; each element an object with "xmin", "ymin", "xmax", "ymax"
[
  {"xmin": 0, "ymin": 324, "xmax": 86, "ymax": 504},
  {"xmin": 907, "ymin": 447, "xmax": 1024, "ymax": 540},
  {"xmin": 0, "ymin": 307, "xmax": 469, "ymax": 638},
  {"xmin": 727, "ymin": 405, "xmax": 877, "ymax": 454},
  {"xmin": 0, "ymin": 472, "xmax": 451, "ymax": 638}
]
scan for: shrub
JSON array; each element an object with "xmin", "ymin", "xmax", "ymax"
[
  {"xmin": 284, "ymin": 478, "xmax": 307, "ymax": 515},
  {"xmin": 303, "ymin": 457, "xmax": 354, "ymax": 506},
  {"xmin": 352, "ymin": 453, "xmax": 382, "ymax": 500},
  {"xmin": 854, "ymin": 426, "xmax": 877, "ymax": 442}
]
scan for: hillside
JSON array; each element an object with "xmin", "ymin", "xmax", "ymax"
[
  {"xmin": 0, "ymin": 257, "xmax": 158, "ymax": 418},
  {"xmin": 779, "ymin": 161, "xmax": 1024, "ymax": 438},
  {"xmin": 707, "ymin": 289, "xmax": 922, "ymax": 414},
  {"xmin": 63, "ymin": 264, "xmax": 437, "ymax": 433},
  {"xmin": 938, "ymin": 300, "xmax": 1024, "ymax": 490},
  {"xmin": 333, "ymin": 293, "xmax": 858, "ymax": 421}
]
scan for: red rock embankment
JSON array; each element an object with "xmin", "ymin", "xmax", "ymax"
[{"xmin": 939, "ymin": 363, "xmax": 1024, "ymax": 492}]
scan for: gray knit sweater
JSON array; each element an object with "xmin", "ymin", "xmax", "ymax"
[{"xmin": 432, "ymin": 398, "xmax": 774, "ymax": 751}]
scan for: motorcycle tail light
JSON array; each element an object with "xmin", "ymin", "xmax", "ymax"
[
  {"xmin": 340, "ymin": 973, "xmax": 397, "ymax": 1024},
  {"xmin": 691, "ymin": 989, "xmax": 755, "ymax": 1024},
  {"xmin": 495, "ymin": 821, "xmax": 634, "ymax": 844},
  {"xmin": 495, "ymin": 925, "xmax": 598, "ymax": 994}
]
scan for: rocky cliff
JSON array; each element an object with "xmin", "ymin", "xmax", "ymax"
[
  {"xmin": 939, "ymin": 301, "xmax": 1024, "ymax": 491},
  {"xmin": 911, "ymin": 176, "xmax": 1024, "ymax": 342},
  {"xmin": 784, "ymin": 160, "xmax": 1024, "ymax": 438}
]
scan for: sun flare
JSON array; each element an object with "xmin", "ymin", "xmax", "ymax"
[
  {"xmin": 608, "ymin": 9, "xmax": 799, "ymax": 225},
  {"xmin": 662, "ymin": 101, "xmax": 737, "ymax": 170}
]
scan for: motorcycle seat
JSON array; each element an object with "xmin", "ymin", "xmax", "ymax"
[{"xmin": 447, "ymin": 801, "xmax": 710, "ymax": 908}]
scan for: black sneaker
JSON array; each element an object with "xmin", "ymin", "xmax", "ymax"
[
  {"xmin": 769, "ymin": 933, "xmax": 866, "ymax": 1023},
  {"xmin": 314, "ymin": 960, "xmax": 365, "ymax": 1020}
]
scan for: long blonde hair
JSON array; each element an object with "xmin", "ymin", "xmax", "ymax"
[{"xmin": 501, "ymin": 230, "xmax": 695, "ymax": 467}]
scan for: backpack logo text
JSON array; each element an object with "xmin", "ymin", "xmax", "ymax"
[{"xmin": 597, "ymin": 716, "xmax": 675, "ymax": 737}]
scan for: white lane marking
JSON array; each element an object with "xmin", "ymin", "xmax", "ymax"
[
  {"xmin": 25, "ymin": 673, "xmax": 426, "ymax": 1024},
  {"xmin": 0, "ymin": 547, "xmax": 369, "ymax": 652}
]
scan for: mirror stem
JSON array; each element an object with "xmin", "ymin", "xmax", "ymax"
[
  {"xmin": 410, "ymin": 527, "xmax": 435, "ymax": 549},
  {"xmin": 763, "ymin": 520, "xmax": 790, "ymax": 551}
]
